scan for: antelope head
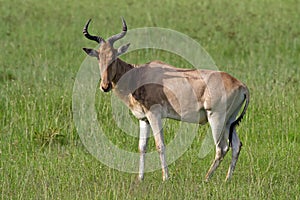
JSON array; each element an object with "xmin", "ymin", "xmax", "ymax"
[{"xmin": 82, "ymin": 18, "xmax": 130, "ymax": 92}]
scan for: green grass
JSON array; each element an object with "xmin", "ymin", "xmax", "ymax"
[{"xmin": 1, "ymin": 0, "xmax": 299, "ymax": 199}]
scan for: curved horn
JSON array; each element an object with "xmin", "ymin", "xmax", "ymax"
[
  {"xmin": 107, "ymin": 17, "xmax": 127, "ymax": 45},
  {"xmin": 83, "ymin": 19, "xmax": 104, "ymax": 43}
]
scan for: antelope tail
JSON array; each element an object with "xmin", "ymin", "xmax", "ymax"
[{"xmin": 229, "ymin": 86, "xmax": 250, "ymax": 146}]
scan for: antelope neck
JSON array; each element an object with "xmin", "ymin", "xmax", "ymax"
[{"xmin": 111, "ymin": 58, "xmax": 135, "ymax": 84}]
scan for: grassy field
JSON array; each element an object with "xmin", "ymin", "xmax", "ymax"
[{"xmin": 1, "ymin": 0, "xmax": 299, "ymax": 199}]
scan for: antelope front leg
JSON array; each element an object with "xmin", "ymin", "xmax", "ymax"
[
  {"xmin": 147, "ymin": 111, "xmax": 169, "ymax": 181},
  {"xmin": 138, "ymin": 120, "xmax": 150, "ymax": 181}
]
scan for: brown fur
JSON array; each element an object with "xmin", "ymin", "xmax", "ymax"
[{"xmin": 83, "ymin": 18, "xmax": 250, "ymax": 181}]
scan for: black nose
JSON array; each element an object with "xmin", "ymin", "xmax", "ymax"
[{"xmin": 101, "ymin": 83, "xmax": 112, "ymax": 92}]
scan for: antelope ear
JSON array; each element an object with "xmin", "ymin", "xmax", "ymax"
[
  {"xmin": 83, "ymin": 48, "xmax": 98, "ymax": 57},
  {"xmin": 117, "ymin": 43, "xmax": 130, "ymax": 56}
]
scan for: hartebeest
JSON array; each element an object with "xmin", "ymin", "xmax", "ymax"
[{"xmin": 82, "ymin": 18, "xmax": 249, "ymax": 181}]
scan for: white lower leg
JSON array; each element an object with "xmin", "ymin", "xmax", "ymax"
[
  {"xmin": 139, "ymin": 152, "xmax": 145, "ymax": 180},
  {"xmin": 147, "ymin": 109, "xmax": 169, "ymax": 181},
  {"xmin": 157, "ymin": 144, "xmax": 169, "ymax": 181},
  {"xmin": 138, "ymin": 120, "xmax": 150, "ymax": 181},
  {"xmin": 205, "ymin": 144, "xmax": 228, "ymax": 181}
]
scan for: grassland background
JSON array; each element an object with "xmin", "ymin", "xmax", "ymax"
[{"xmin": 0, "ymin": 0, "xmax": 299, "ymax": 199}]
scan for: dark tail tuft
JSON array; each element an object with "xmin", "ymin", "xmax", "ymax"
[{"xmin": 229, "ymin": 87, "xmax": 250, "ymax": 147}]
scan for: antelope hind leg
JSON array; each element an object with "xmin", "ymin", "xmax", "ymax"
[{"xmin": 225, "ymin": 128, "xmax": 242, "ymax": 181}]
